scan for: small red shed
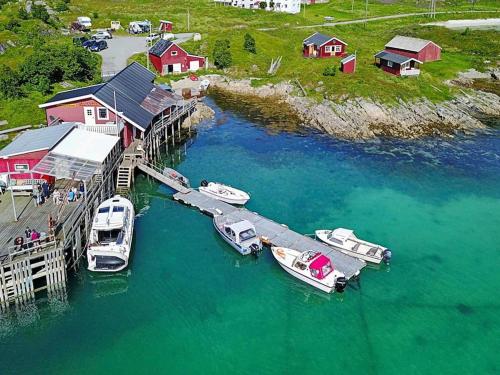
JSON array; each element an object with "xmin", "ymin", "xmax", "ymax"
[
  {"xmin": 149, "ymin": 39, "xmax": 205, "ymax": 75},
  {"xmin": 374, "ymin": 50, "xmax": 421, "ymax": 77},
  {"xmin": 340, "ymin": 54, "xmax": 356, "ymax": 74},
  {"xmin": 384, "ymin": 36, "xmax": 441, "ymax": 62},
  {"xmin": 159, "ymin": 20, "xmax": 173, "ymax": 33},
  {"xmin": 303, "ymin": 32, "xmax": 347, "ymax": 58}
]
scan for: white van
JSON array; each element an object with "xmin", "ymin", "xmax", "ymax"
[{"xmin": 77, "ymin": 16, "xmax": 92, "ymax": 30}]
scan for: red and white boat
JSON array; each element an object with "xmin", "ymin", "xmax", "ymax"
[{"xmin": 270, "ymin": 247, "xmax": 347, "ymax": 293}]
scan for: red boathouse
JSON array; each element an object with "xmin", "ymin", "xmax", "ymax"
[
  {"xmin": 149, "ymin": 40, "xmax": 205, "ymax": 75},
  {"xmin": 384, "ymin": 36, "xmax": 441, "ymax": 62},
  {"xmin": 303, "ymin": 32, "xmax": 347, "ymax": 58}
]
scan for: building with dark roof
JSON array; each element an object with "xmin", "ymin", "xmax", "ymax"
[
  {"xmin": 384, "ymin": 35, "xmax": 441, "ymax": 62},
  {"xmin": 303, "ymin": 32, "xmax": 347, "ymax": 58},
  {"xmin": 374, "ymin": 51, "xmax": 422, "ymax": 76},
  {"xmin": 39, "ymin": 62, "xmax": 185, "ymax": 147},
  {"xmin": 148, "ymin": 40, "xmax": 205, "ymax": 75}
]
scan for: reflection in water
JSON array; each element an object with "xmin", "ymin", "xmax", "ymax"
[{"xmin": 88, "ymin": 270, "xmax": 132, "ymax": 299}]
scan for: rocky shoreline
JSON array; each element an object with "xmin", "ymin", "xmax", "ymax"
[{"xmin": 205, "ymin": 75, "xmax": 500, "ymax": 139}]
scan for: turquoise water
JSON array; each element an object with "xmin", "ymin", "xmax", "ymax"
[{"xmin": 1, "ymin": 97, "xmax": 499, "ymax": 374}]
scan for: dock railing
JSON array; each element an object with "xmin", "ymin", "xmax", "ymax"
[{"xmin": 0, "ymin": 236, "xmax": 57, "ymax": 265}]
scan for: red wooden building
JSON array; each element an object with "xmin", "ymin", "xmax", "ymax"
[
  {"xmin": 374, "ymin": 51, "xmax": 421, "ymax": 77},
  {"xmin": 39, "ymin": 62, "xmax": 183, "ymax": 148},
  {"xmin": 303, "ymin": 32, "xmax": 347, "ymax": 58},
  {"xmin": 340, "ymin": 54, "xmax": 356, "ymax": 74},
  {"xmin": 0, "ymin": 123, "xmax": 75, "ymax": 189},
  {"xmin": 149, "ymin": 40, "xmax": 205, "ymax": 75},
  {"xmin": 159, "ymin": 20, "xmax": 173, "ymax": 32},
  {"xmin": 384, "ymin": 36, "xmax": 441, "ymax": 62}
]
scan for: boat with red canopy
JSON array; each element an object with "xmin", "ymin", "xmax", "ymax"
[{"xmin": 270, "ymin": 247, "xmax": 347, "ymax": 293}]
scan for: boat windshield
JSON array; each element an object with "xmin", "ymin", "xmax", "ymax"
[
  {"xmin": 98, "ymin": 206, "xmax": 110, "ymax": 214},
  {"xmin": 239, "ymin": 228, "xmax": 256, "ymax": 241},
  {"xmin": 97, "ymin": 229, "xmax": 121, "ymax": 243},
  {"xmin": 113, "ymin": 206, "xmax": 125, "ymax": 213}
]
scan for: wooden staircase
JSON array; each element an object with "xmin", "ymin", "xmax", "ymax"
[{"xmin": 116, "ymin": 159, "xmax": 134, "ymax": 195}]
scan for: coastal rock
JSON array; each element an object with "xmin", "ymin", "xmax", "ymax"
[
  {"xmin": 182, "ymin": 101, "xmax": 215, "ymax": 128},
  {"xmin": 207, "ymin": 75, "xmax": 500, "ymax": 139}
]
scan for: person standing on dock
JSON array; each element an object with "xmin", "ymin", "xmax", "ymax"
[{"xmin": 42, "ymin": 180, "xmax": 50, "ymax": 199}]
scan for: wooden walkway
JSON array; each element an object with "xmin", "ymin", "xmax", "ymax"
[{"xmin": 134, "ymin": 164, "xmax": 365, "ymax": 280}]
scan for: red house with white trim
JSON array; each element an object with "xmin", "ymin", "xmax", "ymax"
[
  {"xmin": 303, "ymin": 32, "xmax": 347, "ymax": 58},
  {"xmin": 384, "ymin": 36, "xmax": 441, "ymax": 62},
  {"xmin": 149, "ymin": 40, "xmax": 205, "ymax": 75},
  {"xmin": 39, "ymin": 63, "xmax": 185, "ymax": 148}
]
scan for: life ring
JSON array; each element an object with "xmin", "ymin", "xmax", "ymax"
[{"xmin": 276, "ymin": 248, "xmax": 286, "ymax": 259}]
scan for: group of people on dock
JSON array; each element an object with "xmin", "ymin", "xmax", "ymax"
[
  {"xmin": 33, "ymin": 180, "xmax": 85, "ymax": 207},
  {"xmin": 13, "ymin": 227, "xmax": 44, "ymax": 252}
]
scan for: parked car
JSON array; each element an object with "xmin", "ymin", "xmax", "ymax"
[
  {"xmin": 77, "ymin": 16, "xmax": 92, "ymax": 31},
  {"xmin": 92, "ymin": 31, "xmax": 112, "ymax": 40},
  {"xmin": 82, "ymin": 39, "xmax": 96, "ymax": 49},
  {"xmin": 89, "ymin": 40, "xmax": 108, "ymax": 52},
  {"xmin": 162, "ymin": 33, "xmax": 174, "ymax": 40},
  {"xmin": 73, "ymin": 35, "xmax": 89, "ymax": 46},
  {"xmin": 146, "ymin": 33, "xmax": 160, "ymax": 42}
]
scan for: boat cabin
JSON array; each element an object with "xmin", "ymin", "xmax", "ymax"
[
  {"xmin": 223, "ymin": 220, "xmax": 256, "ymax": 244},
  {"xmin": 309, "ymin": 254, "xmax": 333, "ymax": 280}
]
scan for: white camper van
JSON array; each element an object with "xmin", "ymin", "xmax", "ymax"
[{"xmin": 77, "ymin": 16, "xmax": 92, "ymax": 30}]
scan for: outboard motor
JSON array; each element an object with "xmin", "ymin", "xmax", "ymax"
[
  {"xmin": 200, "ymin": 180, "xmax": 208, "ymax": 187},
  {"xmin": 334, "ymin": 276, "xmax": 348, "ymax": 293},
  {"xmin": 249, "ymin": 243, "xmax": 261, "ymax": 258},
  {"xmin": 382, "ymin": 249, "xmax": 392, "ymax": 264}
]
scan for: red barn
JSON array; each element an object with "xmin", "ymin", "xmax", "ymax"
[
  {"xmin": 340, "ymin": 54, "xmax": 356, "ymax": 74},
  {"xmin": 159, "ymin": 20, "xmax": 173, "ymax": 32},
  {"xmin": 374, "ymin": 51, "xmax": 421, "ymax": 76},
  {"xmin": 0, "ymin": 123, "xmax": 75, "ymax": 189},
  {"xmin": 303, "ymin": 32, "xmax": 347, "ymax": 58},
  {"xmin": 149, "ymin": 40, "xmax": 205, "ymax": 75},
  {"xmin": 39, "ymin": 63, "xmax": 184, "ymax": 148},
  {"xmin": 384, "ymin": 36, "xmax": 441, "ymax": 62}
]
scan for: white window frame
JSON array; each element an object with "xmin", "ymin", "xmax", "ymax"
[
  {"xmin": 14, "ymin": 163, "xmax": 29, "ymax": 172},
  {"xmin": 334, "ymin": 45, "xmax": 342, "ymax": 53},
  {"xmin": 324, "ymin": 45, "xmax": 332, "ymax": 53},
  {"xmin": 97, "ymin": 107, "xmax": 108, "ymax": 120},
  {"xmin": 387, "ymin": 61, "xmax": 393, "ymax": 68},
  {"xmin": 171, "ymin": 50, "xmax": 178, "ymax": 56}
]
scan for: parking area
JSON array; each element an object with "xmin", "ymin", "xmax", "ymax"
[{"xmin": 98, "ymin": 36, "xmax": 148, "ymax": 78}]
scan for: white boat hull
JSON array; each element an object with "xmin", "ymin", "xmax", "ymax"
[
  {"xmin": 276, "ymin": 260, "xmax": 334, "ymax": 293},
  {"xmin": 199, "ymin": 182, "xmax": 250, "ymax": 205}
]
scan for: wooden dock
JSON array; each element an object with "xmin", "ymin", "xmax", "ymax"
[{"xmin": 173, "ymin": 189, "xmax": 365, "ymax": 280}]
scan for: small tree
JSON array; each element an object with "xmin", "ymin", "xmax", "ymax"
[
  {"xmin": 213, "ymin": 39, "xmax": 232, "ymax": 69},
  {"xmin": 0, "ymin": 65, "xmax": 23, "ymax": 99},
  {"xmin": 55, "ymin": 1, "xmax": 69, "ymax": 12},
  {"xmin": 18, "ymin": 7, "xmax": 29, "ymax": 20},
  {"xmin": 32, "ymin": 4, "xmax": 50, "ymax": 23},
  {"xmin": 5, "ymin": 18, "xmax": 21, "ymax": 31},
  {"xmin": 244, "ymin": 33, "xmax": 256, "ymax": 54},
  {"xmin": 92, "ymin": 11, "xmax": 99, "ymax": 19},
  {"xmin": 322, "ymin": 65, "xmax": 337, "ymax": 76},
  {"xmin": 259, "ymin": 1, "xmax": 266, "ymax": 9}
]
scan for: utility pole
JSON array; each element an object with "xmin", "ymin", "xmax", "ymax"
[
  {"xmin": 352, "ymin": 0, "xmax": 355, "ymax": 13},
  {"xmin": 187, "ymin": 8, "xmax": 190, "ymax": 31},
  {"xmin": 303, "ymin": 1, "xmax": 306, "ymax": 17},
  {"xmin": 365, "ymin": 0, "xmax": 368, "ymax": 27}
]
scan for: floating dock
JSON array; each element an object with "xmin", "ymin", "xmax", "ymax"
[{"xmin": 172, "ymin": 189, "xmax": 365, "ymax": 280}]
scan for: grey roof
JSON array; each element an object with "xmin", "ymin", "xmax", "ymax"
[
  {"xmin": 149, "ymin": 39, "xmax": 174, "ymax": 57},
  {"xmin": 304, "ymin": 32, "xmax": 333, "ymax": 47},
  {"xmin": 43, "ymin": 63, "xmax": 170, "ymax": 131},
  {"xmin": 0, "ymin": 123, "xmax": 76, "ymax": 158},
  {"xmin": 385, "ymin": 36, "xmax": 439, "ymax": 52},
  {"xmin": 45, "ymin": 84, "xmax": 105, "ymax": 104},
  {"xmin": 375, "ymin": 51, "xmax": 420, "ymax": 64},
  {"xmin": 341, "ymin": 54, "xmax": 356, "ymax": 64}
]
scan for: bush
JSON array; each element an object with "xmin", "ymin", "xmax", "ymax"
[
  {"xmin": 5, "ymin": 18, "xmax": 21, "ymax": 31},
  {"xmin": 92, "ymin": 11, "xmax": 99, "ymax": 19},
  {"xmin": 244, "ymin": 33, "xmax": 256, "ymax": 54},
  {"xmin": 55, "ymin": 2, "xmax": 69, "ymax": 12},
  {"xmin": 323, "ymin": 65, "xmax": 337, "ymax": 76},
  {"xmin": 0, "ymin": 65, "xmax": 23, "ymax": 99},
  {"xmin": 18, "ymin": 7, "xmax": 29, "ymax": 20},
  {"xmin": 213, "ymin": 39, "xmax": 232, "ymax": 69},
  {"xmin": 259, "ymin": 2, "xmax": 266, "ymax": 9},
  {"xmin": 32, "ymin": 4, "xmax": 50, "ymax": 23}
]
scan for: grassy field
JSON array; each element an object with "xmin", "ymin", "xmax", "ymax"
[{"xmin": 0, "ymin": 0, "xmax": 499, "ymax": 134}]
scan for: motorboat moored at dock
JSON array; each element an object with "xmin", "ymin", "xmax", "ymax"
[
  {"xmin": 87, "ymin": 195, "xmax": 135, "ymax": 272},
  {"xmin": 199, "ymin": 180, "xmax": 250, "ymax": 205},
  {"xmin": 315, "ymin": 228, "xmax": 392, "ymax": 264},
  {"xmin": 271, "ymin": 247, "xmax": 347, "ymax": 293},
  {"xmin": 213, "ymin": 215, "xmax": 262, "ymax": 256}
]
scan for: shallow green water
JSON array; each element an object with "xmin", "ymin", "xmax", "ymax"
[{"xmin": 1, "ymin": 97, "xmax": 499, "ymax": 374}]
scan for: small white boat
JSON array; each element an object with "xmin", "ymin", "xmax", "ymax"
[
  {"xmin": 87, "ymin": 195, "xmax": 135, "ymax": 272},
  {"xmin": 213, "ymin": 215, "xmax": 262, "ymax": 256},
  {"xmin": 199, "ymin": 180, "xmax": 250, "ymax": 205},
  {"xmin": 199, "ymin": 79, "xmax": 210, "ymax": 91},
  {"xmin": 315, "ymin": 228, "xmax": 392, "ymax": 264},
  {"xmin": 163, "ymin": 167, "xmax": 190, "ymax": 188},
  {"xmin": 270, "ymin": 247, "xmax": 347, "ymax": 293}
]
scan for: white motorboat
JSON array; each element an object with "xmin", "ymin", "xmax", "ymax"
[
  {"xmin": 199, "ymin": 180, "xmax": 250, "ymax": 205},
  {"xmin": 213, "ymin": 215, "xmax": 262, "ymax": 256},
  {"xmin": 270, "ymin": 247, "xmax": 347, "ymax": 293},
  {"xmin": 315, "ymin": 228, "xmax": 392, "ymax": 264},
  {"xmin": 87, "ymin": 195, "xmax": 135, "ymax": 272}
]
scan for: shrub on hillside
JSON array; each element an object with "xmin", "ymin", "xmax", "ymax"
[
  {"xmin": 244, "ymin": 33, "xmax": 256, "ymax": 54},
  {"xmin": 323, "ymin": 65, "xmax": 337, "ymax": 77},
  {"xmin": 32, "ymin": 4, "xmax": 50, "ymax": 23},
  {"xmin": 5, "ymin": 18, "xmax": 21, "ymax": 31},
  {"xmin": 0, "ymin": 65, "xmax": 23, "ymax": 99},
  {"xmin": 18, "ymin": 7, "xmax": 29, "ymax": 20},
  {"xmin": 213, "ymin": 39, "xmax": 232, "ymax": 69},
  {"xmin": 55, "ymin": 2, "xmax": 69, "ymax": 12}
]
